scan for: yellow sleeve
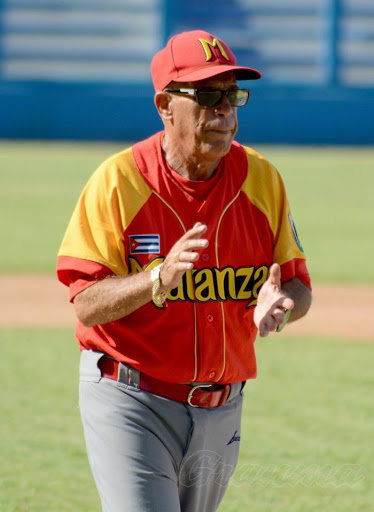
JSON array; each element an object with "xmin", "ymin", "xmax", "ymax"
[
  {"xmin": 58, "ymin": 148, "xmax": 152, "ymax": 276},
  {"xmin": 241, "ymin": 146, "xmax": 306, "ymax": 266}
]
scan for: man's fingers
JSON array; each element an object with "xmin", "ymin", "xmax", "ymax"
[
  {"xmin": 171, "ymin": 223, "xmax": 208, "ymax": 260},
  {"xmin": 272, "ymin": 309, "xmax": 285, "ymax": 325},
  {"xmin": 281, "ymin": 297, "xmax": 294, "ymax": 311},
  {"xmin": 175, "ymin": 261, "xmax": 194, "ymax": 271},
  {"xmin": 259, "ymin": 323, "xmax": 269, "ymax": 338},
  {"xmin": 169, "ymin": 235, "xmax": 208, "ymax": 265},
  {"xmin": 266, "ymin": 316, "xmax": 277, "ymax": 332},
  {"xmin": 182, "ymin": 222, "xmax": 207, "ymax": 241},
  {"xmin": 255, "ymin": 264, "xmax": 295, "ymax": 338},
  {"xmin": 268, "ymin": 263, "xmax": 281, "ymax": 287},
  {"xmin": 193, "ymin": 222, "xmax": 207, "ymax": 232},
  {"xmin": 272, "ymin": 299, "xmax": 294, "ymax": 323},
  {"xmin": 178, "ymin": 250, "xmax": 200, "ymax": 262},
  {"xmin": 183, "ymin": 238, "xmax": 209, "ymax": 251},
  {"xmin": 161, "ymin": 223, "xmax": 209, "ymax": 290}
]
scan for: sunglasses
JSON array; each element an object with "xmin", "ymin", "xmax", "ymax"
[{"xmin": 164, "ymin": 88, "xmax": 251, "ymax": 107}]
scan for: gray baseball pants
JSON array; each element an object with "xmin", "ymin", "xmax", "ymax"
[{"xmin": 79, "ymin": 350, "xmax": 244, "ymax": 512}]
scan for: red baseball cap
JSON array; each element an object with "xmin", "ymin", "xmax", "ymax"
[{"xmin": 151, "ymin": 30, "xmax": 262, "ymax": 91}]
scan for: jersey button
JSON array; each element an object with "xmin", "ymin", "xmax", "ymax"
[
  {"xmin": 209, "ymin": 371, "xmax": 216, "ymax": 379},
  {"xmin": 207, "ymin": 315, "xmax": 214, "ymax": 322},
  {"xmin": 202, "ymin": 253, "xmax": 209, "ymax": 262}
]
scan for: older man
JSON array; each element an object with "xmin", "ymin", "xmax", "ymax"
[{"xmin": 57, "ymin": 30, "xmax": 312, "ymax": 512}]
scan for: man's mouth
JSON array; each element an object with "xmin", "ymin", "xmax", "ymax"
[{"xmin": 206, "ymin": 127, "xmax": 233, "ymax": 135}]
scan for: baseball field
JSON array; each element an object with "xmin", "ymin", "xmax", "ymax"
[{"xmin": 1, "ymin": 142, "xmax": 373, "ymax": 511}]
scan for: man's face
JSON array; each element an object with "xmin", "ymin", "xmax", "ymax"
[{"xmin": 166, "ymin": 72, "xmax": 239, "ymax": 164}]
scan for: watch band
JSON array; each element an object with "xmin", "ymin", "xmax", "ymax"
[{"xmin": 150, "ymin": 264, "xmax": 167, "ymax": 305}]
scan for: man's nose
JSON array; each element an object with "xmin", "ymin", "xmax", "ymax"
[{"xmin": 214, "ymin": 95, "xmax": 234, "ymax": 117}]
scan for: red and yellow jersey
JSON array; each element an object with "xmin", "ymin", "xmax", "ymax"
[{"xmin": 57, "ymin": 131, "xmax": 311, "ymax": 384}]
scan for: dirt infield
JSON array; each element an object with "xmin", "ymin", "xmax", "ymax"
[{"xmin": 0, "ymin": 276, "xmax": 373, "ymax": 340}]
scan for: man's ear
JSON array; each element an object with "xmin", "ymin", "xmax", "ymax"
[{"xmin": 154, "ymin": 92, "xmax": 173, "ymax": 121}]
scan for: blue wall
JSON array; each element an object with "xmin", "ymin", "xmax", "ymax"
[
  {"xmin": 1, "ymin": 81, "xmax": 372, "ymax": 145},
  {"xmin": 0, "ymin": 1, "xmax": 373, "ymax": 144}
]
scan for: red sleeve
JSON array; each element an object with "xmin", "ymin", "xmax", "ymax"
[
  {"xmin": 56, "ymin": 256, "xmax": 115, "ymax": 302},
  {"xmin": 280, "ymin": 258, "xmax": 312, "ymax": 290}
]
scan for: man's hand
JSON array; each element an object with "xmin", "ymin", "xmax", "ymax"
[
  {"xmin": 73, "ymin": 222, "xmax": 209, "ymax": 327},
  {"xmin": 254, "ymin": 263, "xmax": 294, "ymax": 338},
  {"xmin": 160, "ymin": 222, "xmax": 209, "ymax": 291}
]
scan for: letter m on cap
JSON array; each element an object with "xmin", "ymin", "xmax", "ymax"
[{"xmin": 198, "ymin": 38, "xmax": 229, "ymax": 62}]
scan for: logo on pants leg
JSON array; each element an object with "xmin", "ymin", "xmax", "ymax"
[{"xmin": 227, "ymin": 431, "xmax": 241, "ymax": 445}]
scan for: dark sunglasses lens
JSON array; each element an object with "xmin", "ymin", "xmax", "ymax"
[
  {"xmin": 197, "ymin": 90, "xmax": 250, "ymax": 107},
  {"xmin": 228, "ymin": 90, "xmax": 250, "ymax": 106},
  {"xmin": 197, "ymin": 91, "xmax": 223, "ymax": 107}
]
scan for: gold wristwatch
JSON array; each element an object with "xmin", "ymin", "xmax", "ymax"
[{"xmin": 150, "ymin": 264, "xmax": 167, "ymax": 305}]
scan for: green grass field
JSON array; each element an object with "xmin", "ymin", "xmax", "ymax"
[
  {"xmin": 1, "ymin": 329, "xmax": 373, "ymax": 511},
  {"xmin": 1, "ymin": 142, "xmax": 374, "ymax": 282}
]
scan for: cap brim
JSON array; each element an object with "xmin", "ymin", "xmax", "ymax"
[{"xmin": 174, "ymin": 64, "xmax": 262, "ymax": 84}]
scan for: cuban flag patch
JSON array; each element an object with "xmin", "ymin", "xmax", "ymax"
[{"xmin": 129, "ymin": 234, "xmax": 160, "ymax": 255}]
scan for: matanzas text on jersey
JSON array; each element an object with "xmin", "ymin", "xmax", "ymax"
[{"xmin": 129, "ymin": 257, "xmax": 269, "ymax": 309}]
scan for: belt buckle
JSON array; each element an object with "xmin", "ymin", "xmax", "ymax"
[{"xmin": 187, "ymin": 384, "xmax": 212, "ymax": 407}]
